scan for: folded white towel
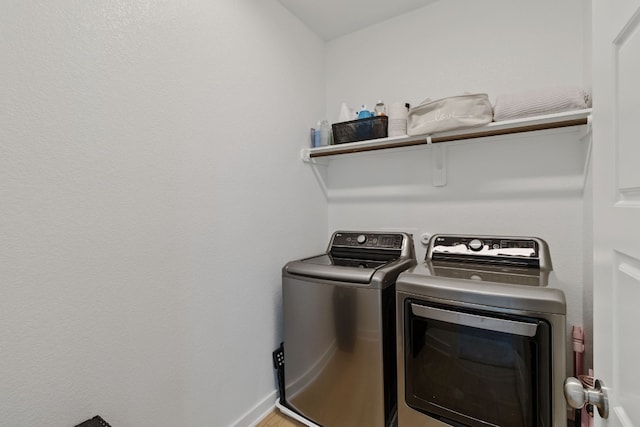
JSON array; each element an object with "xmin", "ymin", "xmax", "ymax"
[{"xmin": 493, "ymin": 86, "xmax": 590, "ymax": 122}]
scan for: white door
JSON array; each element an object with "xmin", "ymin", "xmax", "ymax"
[{"xmin": 591, "ymin": 0, "xmax": 640, "ymax": 425}]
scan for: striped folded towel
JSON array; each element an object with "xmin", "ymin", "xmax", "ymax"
[{"xmin": 493, "ymin": 86, "xmax": 590, "ymax": 122}]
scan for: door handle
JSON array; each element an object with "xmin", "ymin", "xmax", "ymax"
[
  {"xmin": 563, "ymin": 377, "xmax": 609, "ymax": 419},
  {"xmin": 410, "ymin": 303, "xmax": 538, "ymax": 336}
]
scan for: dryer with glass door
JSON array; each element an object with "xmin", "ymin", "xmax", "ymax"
[{"xmin": 396, "ymin": 234, "xmax": 567, "ymax": 427}]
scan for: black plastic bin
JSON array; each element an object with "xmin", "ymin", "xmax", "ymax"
[{"xmin": 332, "ymin": 116, "xmax": 388, "ymax": 144}]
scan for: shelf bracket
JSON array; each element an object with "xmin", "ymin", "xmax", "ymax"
[
  {"xmin": 579, "ymin": 114, "xmax": 593, "ymax": 142},
  {"xmin": 301, "ymin": 148, "xmax": 329, "ymax": 165},
  {"xmin": 301, "ymin": 148, "xmax": 312, "ymax": 163},
  {"xmin": 300, "ymin": 148, "xmax": 329, "ymax": 199},
  {"xmin": 432, "ymin": 144, "xmax": 447, "ymax": 187}
]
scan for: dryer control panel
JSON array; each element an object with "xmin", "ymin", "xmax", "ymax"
[{"xmin": 427, "ymin": 234, "xmax": 552, "ymax": 270}]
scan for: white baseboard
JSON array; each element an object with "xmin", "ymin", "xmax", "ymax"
[
  {"xmin": 229, "ymin": 390, "xmax": 277, "ymax": 427},
  {"xmin": 275, "ymin": 400, "xmax": 320, "ymax": 427}
]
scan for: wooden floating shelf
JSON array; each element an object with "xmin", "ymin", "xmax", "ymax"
[{"xmin": 302, "ymin": 109, "xmax": 592, "ymax": 161}]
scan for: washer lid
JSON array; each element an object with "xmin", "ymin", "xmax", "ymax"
[
  {"xmin": 285, "ymin": 255, "xmax": 388, "ymax": 284},
  {"xmin": 284, "ymin": 231, "xmax": 416, "ymax": 285}
]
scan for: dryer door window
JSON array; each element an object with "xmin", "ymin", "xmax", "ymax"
[{"xmin": 404, "ymin": 300, "xmax": 551, "ymax": 427}]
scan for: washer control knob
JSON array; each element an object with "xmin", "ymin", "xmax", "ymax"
[
  {"xmin": 468, "ymin": 239, "xmax": 483, "ymax": 251},
  {"xmin": 357, "ymin": 234, "xmax": 367, "ymax": 244}
]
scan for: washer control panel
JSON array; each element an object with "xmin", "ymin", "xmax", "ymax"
[{"xmin": 332, "ymin": 232, "xmax": 404, "ymax": 250}]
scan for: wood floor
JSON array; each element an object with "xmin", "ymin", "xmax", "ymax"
[
  {"xmin": 257, "ymin": 339, "xmax": 382, "ymax": 427},
  {"xmin": 283, "ymin": 339, "xmax": 381, "ymax": 427},
  {"xmin": 255, "ymin": 409, "xmax": 306, "ymax": 427}
]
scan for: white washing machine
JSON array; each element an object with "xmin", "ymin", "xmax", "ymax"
[{"xmin": 396, "ymin": 234, "xmax": 567, "ymax": 427}]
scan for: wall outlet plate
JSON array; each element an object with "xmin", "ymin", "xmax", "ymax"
[{"xmin": 420, "ymin": 233, "xmax": 431, "ymax": 246}]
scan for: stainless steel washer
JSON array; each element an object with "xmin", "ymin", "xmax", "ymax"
[
  {"xmin": 282, "ymin": 231, "xmax": 416, "ymax": 427},
  {"xmin": 396, "ymin": 235, "xmax": 567, "ymax": 427}
]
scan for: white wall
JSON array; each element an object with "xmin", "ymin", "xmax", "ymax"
[
  {"xmin": 325, "ymin": 0, "xmax": 586, "ymax": 121},
  {"xmin": 324, "ymin": 133, "xmax": 587, "ymax": 341},
  {"xmin": 1, "ymin": 1, "xmax": 327, "ymax": 426},
  {"xmin": 324, "ymin": 0, "xmax": 588, "ymax": 366}
]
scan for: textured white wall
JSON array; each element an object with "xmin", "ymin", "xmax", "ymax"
[
  {"xmin": 325, "ymin": 132, "xmax": 587, "ymax": 345},
  {"xmin": 1, "ymin": 1, "xmax": 327, "ymax": 426},
  {"xmin": 325, "ymin": 0, "xmax": 586, "ymax": 122},
  {"xmin": 324, "ymin": 0, "xmax": 588, "ymax": 367}
]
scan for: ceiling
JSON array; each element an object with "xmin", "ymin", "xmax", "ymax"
[{"xmin": 277, "ymin": 0, "xmax": 438, "ymax": 41}]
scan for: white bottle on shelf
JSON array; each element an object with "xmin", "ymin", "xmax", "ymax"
[
  {"xmin": 338, "ymin": 102, "xmax": 354, "ymax": 122},
  {"xmin": 374, "ymin": 100, "xmax": 386, "ymax": 116},
  {"xmin": 319, "ymin": 120, "xmax": 331, "ymax": 146}
]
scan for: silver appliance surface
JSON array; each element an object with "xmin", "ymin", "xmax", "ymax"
[
  {"xmin": 396, "ymin": 234, "xmax": 567, "ymax": 427},
  {"xmin": 283, "ymin": 231, "xmax": 416, "ymax": 427}
]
